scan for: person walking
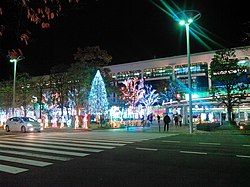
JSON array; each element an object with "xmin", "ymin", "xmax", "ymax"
[
  {"xmin": 178, "ymin": 114, "xmax": 182, "ymax": 127},
  {"xmin": 148, "ymin": 114, "xmax": 153, "ymax": 127},
  {"xmin": 157, "ymin": 114, "xmax": 161, "ymax": 132},
  {"xmin": 174, "ymin": 115, "xmax": 178, "ymax": 126},
  {"xmin": 141, "ymin": 115, "xmax": 145, "ymax": 127},
  {"xmin": 163, "ymin": 114, "xmax": 171, "ymax": 132}
]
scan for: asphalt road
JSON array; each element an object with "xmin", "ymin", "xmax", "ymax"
[{"xmin": 0, "ymin": 130, "xmax": 250, "ymax": 187}]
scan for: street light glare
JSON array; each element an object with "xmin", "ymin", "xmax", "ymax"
[
  {"xmin": 179, "ymin": 20, "xmax": 185, "ymax": 25},
  {"xmin": 9, "ymin": 59, "xmax": 17, "ymax": 63},
  {"xmin": 179, "ymin": 18, "xmax": 193, "ymax": 26}
]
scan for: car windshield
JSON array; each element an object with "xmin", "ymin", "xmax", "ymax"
[{"xmin": 21, "ymin": 117, "xmax": 36, "ymax": 122}]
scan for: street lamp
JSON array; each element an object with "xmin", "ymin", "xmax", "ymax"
[
  {"xmin": 9, "ymin": 55, "xmax": 25, "ymax": 116},
  {"xmin": 175, "ymin": 10, "xmax": 201, "ymax": 133}
]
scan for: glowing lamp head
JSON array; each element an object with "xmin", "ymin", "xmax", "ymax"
[
  {"xmin": 179, "ymin": 20, "xmax": 185, "ymax": 25},
  {"xmin": 188, "ymin": 18, "xmax": 193, "ymax": 23},
  {"xmin": 10, "ymin": 59, "xmax": 17, "ymax": 63},
  {"xmin": 179, "ymin": 18, "xmax": 193, "ymax": 26}
]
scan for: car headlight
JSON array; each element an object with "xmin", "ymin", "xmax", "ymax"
[{"xmin": 27, "ymin": 123, "xmax": 33, "ymax": 127}]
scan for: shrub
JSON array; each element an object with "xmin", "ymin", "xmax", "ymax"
[{"xmin": 196, "ymin": 123, "xmax": 220, "ymax": 131}]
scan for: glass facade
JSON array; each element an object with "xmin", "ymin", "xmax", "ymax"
[
  {"xmin": 111, "ymin": 62, "xmax": 208, "ymax": 82},
  {"xmin": 143, "ymin": 66, "xmax": 172, "ymax": 78},
  {"xmin": 175, "ymin": 62, "xmax": 208, "ymax": 75},
  {"xmin": 111, "ymin": 63, "xmax": 209, "ymax": 92},
  {"xmin": 114, "ymin": 70, "xmax": 142, "ymax": 80}
]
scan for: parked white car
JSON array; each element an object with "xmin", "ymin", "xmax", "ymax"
[{"xmin": 5, "ymin": 117, "xmax": 43, "ymax": 133}]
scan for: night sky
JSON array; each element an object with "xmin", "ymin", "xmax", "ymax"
[{"xmin": 0, "ymin": 0, "xmax": 249, "ymax": 80}]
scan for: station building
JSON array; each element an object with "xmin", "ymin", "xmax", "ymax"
[{"xmin": 106, "ymin": 46, "xmax": 250, "ymax": 124}]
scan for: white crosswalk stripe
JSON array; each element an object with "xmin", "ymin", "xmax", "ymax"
[
  {"xmin": 3, "ymin": 138, "xmax": 116, "ymax": 150},
  {"xmin": 29, "ymin": 137, "xmax": 129, "ymax": 146},
  {"xmin": 0, "ymin": 149, "xmax": 71, "ymax": 161},
  {"xmin": 1, "ymin": 135, "xmax": 16, "ymax": 137},
  {"xmin": 0, "ymin": 164, "xmax": 28, "ymax": 174},
  {"xmin": 0, "ymin": 143, "xmax": 90, "ymax": 157},
  {"xmin": 0, "ymin": 155, "xmax": 52, "ymax": 167},
  {"xmin": 0, "ymin": 140, "xmax": 102, "ymax": 153}
]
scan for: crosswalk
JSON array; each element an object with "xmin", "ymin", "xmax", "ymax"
[{"xmin": 0, "ymin": 132, "xmax": 169, "ymax": 175}]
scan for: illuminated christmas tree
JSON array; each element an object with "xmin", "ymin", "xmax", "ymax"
[{"xmin": 88, "ymin": 70, "xmax": 109, "ymax": 116}]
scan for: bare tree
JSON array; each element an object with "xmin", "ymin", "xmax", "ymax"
[
  {"xmin": 140, "ymin": 84, "xmax": 159, "ymax": 116},
  {"xmin": 120, "ymin": 77, "xmax": 144, "ymax": 108}
]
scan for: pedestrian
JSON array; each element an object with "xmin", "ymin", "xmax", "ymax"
[
  {"xmin": 157, "ymin": 115, "xmax": 160, "ymax": 124},
  {"xmin": 157, "ymin": 114, "xmax": 161, "ymax": 132},
  {"xmin": 163, "ymin": 114, "xmax": 171, "ymax": 132},
  {"xmin": 149, "ymin": 114, "xmax": 153, "ymax": 126},
  {"xmin": 141, "ymin": 115, "xmax": 145, "ymax": 127},
  {"xmin": 178, "ymin": 114, "xmax": 182, "ymax": 127},
  {"xmin": 174, "ymin": 115, "xmax": 178, "ymax": 126}
]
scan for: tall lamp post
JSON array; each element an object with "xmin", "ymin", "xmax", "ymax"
[
  {"xmin": 9, "ymin": 55, "xmax": 25, "ymax": 116},
  {"xmin": 175, "ymin": 10, "xmax": 201, "ymax": 133}
]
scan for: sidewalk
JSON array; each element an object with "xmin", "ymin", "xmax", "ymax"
[
  {"xmin": 128, "ymin": 123, "xmax": 190, "ymax": 133},
  {"xmin": 90, "ymin": 121, "xmax": 193, "ymax": 134},
  {"xmin": 89, "ymin": 121, "xmax": 250, "ymax": 135},
  {"xmin": 1, "ymin": 122, "xmax": 248, "ymax": 135},
  {"xmin": 40, "ymin": 122, "xmax": 191, "ymax": 134}
]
